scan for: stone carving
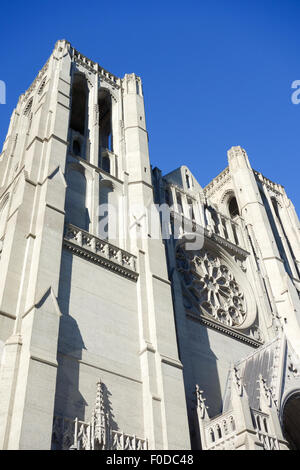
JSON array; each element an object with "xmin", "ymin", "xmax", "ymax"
[
  {"xmin": 177, "ymin": 248, "xmax": 247, "ymax": 328},
  {"xmin": 64, "ymin": 224, "xmax": 138, "ymax": 281},
  {"xmin": 195, "ymin": 385, "xmax": 209, "ymax": 419},
  {"xmin": 23, "ymin": 98, "xmax": 33, "ymax": 116},
  {"xmin": 52, "ymin": 379, "xmax": 148, "ymax": 450}
]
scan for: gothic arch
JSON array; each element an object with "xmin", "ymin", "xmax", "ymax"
[
  {"xmin": 220, "ymin": 189, "xmax": 235, "ymax": 205},
  {"xmin": 98, "ymin": 81, "xmax": 118, "ymax": 103},
  {"xmin": 220, "ymin": 189, "xmax": 240, "ymax": 219},
  {"xmin": 281, "ymin": 390, "xmax": 300, "ymax": 450},
  {"xmin": 70, "ymin": 72, "xmax": 89, "ymax": 137},
  {"xmin": 98, "ymin": 88, "xmax": 113, "ymax": 156}
]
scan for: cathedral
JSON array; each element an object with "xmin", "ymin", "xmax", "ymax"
[{"xmin": 0, "ymin": 40, "xmax": 300, "ymax": 450}]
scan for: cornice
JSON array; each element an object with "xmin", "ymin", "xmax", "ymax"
[
  {"xmin": 186, "ymin": 311, "xmax": 262, "ymax": 348},
  {"xmin": 63, "ymin": 224, "xmax": 139, "ymax": 282}
]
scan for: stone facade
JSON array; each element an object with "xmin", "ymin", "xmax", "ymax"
[{"xmin": 0, "ymin": 40, "xmax": 300, "ymax": 450}]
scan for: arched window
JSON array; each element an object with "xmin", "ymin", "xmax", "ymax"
[
  {"xmin": 70, "ymin": 73, "xmax": 88, "ymax": 136},
  {"xmin": 186, "ymin": 173, "xmax": 191, "ymax": 189},
  {"xmin": 282, "ymin": 392, "xmax": 300, "ymax": 449},
  {"xmin": 98, "ymin": 88, "xmax": 112, "ymax": 162},
  {"xmin": 228, "ymin": 196, "xmax": 239, "ymax": 218},
  {"xmin": 65, "ymin": 166, "xmax": 88, "ymax": 230}
]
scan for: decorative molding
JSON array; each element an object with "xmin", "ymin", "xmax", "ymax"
[
  {"xmin": 21, "ymin": 58, "xmax": 50, "ymax": 102},
  {"xmin": 152, "ymin": 273, "xmax": 171, "ymax": 285},
  {"xmin": 206, "ymin": 229, "xmax": 249, "ymax": 259},
  {"xmin": 254, "ymin": 170, "xmax": 284, "ymax": 196},
  {"xmin": 161, "ymin": 354, "xmax": 183, "ymax": 370},
  {"xmin": 186, "ymin": 311, "xmax": 262, "ymax": 348},
  {"xmin": 204, "ymin": 167, "xmax": 231, "ymax": 198},
  {"xmin": 63, "ymin": 224, "xmax": 138, "ymax": 282}
]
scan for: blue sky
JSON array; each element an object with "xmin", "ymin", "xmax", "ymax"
[{"xmin": 0, "ymin": 0, "xmax": 300, "ymax": 210}]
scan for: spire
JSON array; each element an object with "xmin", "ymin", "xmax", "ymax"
[{"xmin": 91, "ymin": 379, "xmax": 110, "ymax": 449}]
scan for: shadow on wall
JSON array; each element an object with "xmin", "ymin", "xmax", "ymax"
[
  {"xmin": 53, "ymin": 247, "xmax": 120, "ymax": 449},
  {"xmin": 54, "ymin": 249, "xmax": 87, "ymax": 424},
  {"xmin": 166, "ymin": 237, "xmax": 223, "ymax": 450},
  {"xmin": 101, "ymin": 381, "xmax": 119, "ymax": 432}
]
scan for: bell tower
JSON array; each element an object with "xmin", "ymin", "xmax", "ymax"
[{"xmin": 0, "ymin": 40, "xmax": 190, "ymax": 450}]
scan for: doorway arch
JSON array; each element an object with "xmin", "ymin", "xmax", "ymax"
[{"xmin": 282, "ymin": 391, "xmax": 300, "ymax": 449}]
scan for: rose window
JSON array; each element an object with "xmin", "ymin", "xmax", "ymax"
[{"xmin": 177, "ymin": 249, "xmax": 247, "ymax": 327}]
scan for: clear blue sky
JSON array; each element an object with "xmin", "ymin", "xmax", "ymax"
[{"xmin": 1, "ymin": 0, "xmax": 300, "ymax": 210}]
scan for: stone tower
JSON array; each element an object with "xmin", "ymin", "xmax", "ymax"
[
  {"xmin": 0, "ymin": 40, "xmax": 190, "ymax": 450},
  {"xmin": 1, "ymin": 40, "xmax": 300, "ymax": 451}
]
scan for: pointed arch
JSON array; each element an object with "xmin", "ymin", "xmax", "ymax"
[{"xmin": 70, "ymin": 73, "xmax": 89, "ymax": 136}]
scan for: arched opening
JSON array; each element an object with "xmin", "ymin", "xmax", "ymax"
[
  {"xmin": 65, "ymin": 166, "xmax": 89, "ymax": 230},
  {"xmin": 228, "ymin": 196, "xmax": 239, "ymax": 218},
  {"xmin": 70, "ymin": 73, "xmax": 88, "ymax": 136},
  {"xmin": 98, "ymin": 88, "xmax": 112, "ymax": 165},
  {"xmin": 186, "ymin": 172, "xmax": 192, "ymax": 189},
  {"xmin": 282, "ymin": 392, "xmax": 300, "ymax": 449}
]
